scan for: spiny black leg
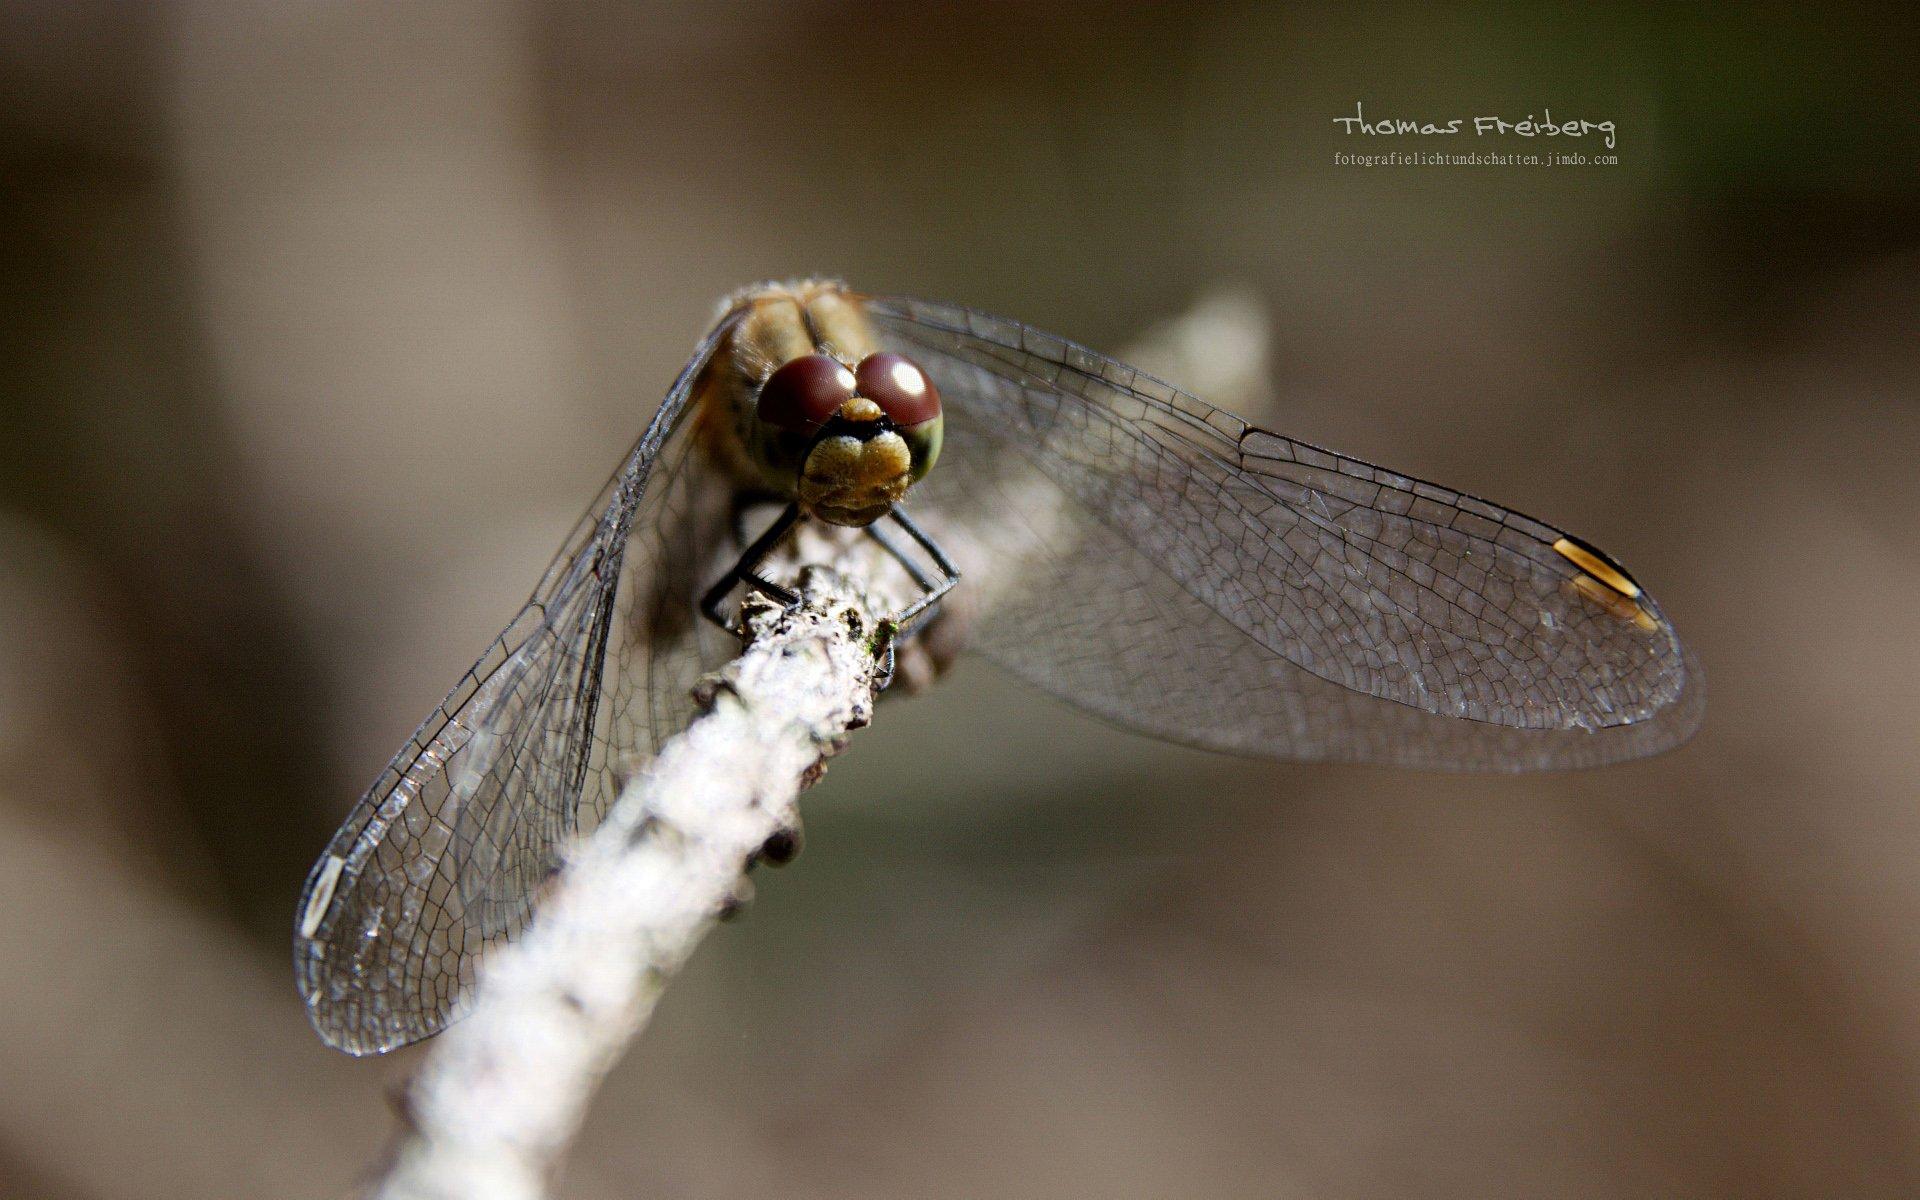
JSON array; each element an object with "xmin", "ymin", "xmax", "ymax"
[
  {"xmin": 863, "ymin": 520, "xmax": 937, "ymax": 594},
  {"xmin": 881, "ymin": 505, "xmax": 960, "ymax": 635},
  {"xmin": 700, "ymin": 501, "xmax": 805, "ymax": 634},
  {"xmin": 892, "ymin": 506, "xmax": 957, "ymax": 573}
]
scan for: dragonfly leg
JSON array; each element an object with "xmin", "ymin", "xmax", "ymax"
[
  {"xmin": 869, "ymin": 504, "xmax": 960, "ymax": 639},
  {"xmin": 862, "ymin": 520, "xmax": 935, "ymax": 593},
  {"xmin": 700, "ymin": 501, "xmax": 804, "ymax": 634}
]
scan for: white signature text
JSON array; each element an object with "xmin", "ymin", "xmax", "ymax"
[{"xmin": 1332, "ymin": 101, "xmax": 1617, "ymax": 151}]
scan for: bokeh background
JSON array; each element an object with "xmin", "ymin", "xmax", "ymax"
[{"xmin": 4, "ymin": 3, "xmax": 1918, "ymax": 1197}]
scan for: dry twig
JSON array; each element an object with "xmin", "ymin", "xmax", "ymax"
[{"xmin": 370, "ymin": 562, "xmax": 891, "ymax": 1200}]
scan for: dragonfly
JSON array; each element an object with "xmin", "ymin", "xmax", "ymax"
[{"xmin": 295, "ymin": 279, "xmax": 1703, "ymax": 1054}]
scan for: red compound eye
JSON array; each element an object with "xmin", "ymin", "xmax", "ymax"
[
  {"xmin": 758, "ymin": 354, "xmax": 856, "ymax": 432},
  {"xmin": 855, "ymin": 353, "xmax": 941, "ymax": 427}
]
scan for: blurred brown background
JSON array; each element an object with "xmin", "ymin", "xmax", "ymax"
[{"xmin": 3, "ymin": 3, "xmax": 1918, "ymax": 1197}]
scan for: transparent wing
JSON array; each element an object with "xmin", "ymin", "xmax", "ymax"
[
  {"xmin": 869, "ymin": 295, "xmax": 1703, "ymax": 770},
  {"xmin": 293, "ymin": 315, "xmax": 742, "ymax": 1055}
]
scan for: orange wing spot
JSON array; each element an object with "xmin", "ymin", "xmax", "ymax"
[{"xmin": 1552, "ymin": 536, "xmax": 1642, "ymax": 598}]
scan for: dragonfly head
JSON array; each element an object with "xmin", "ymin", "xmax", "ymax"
[{"xmin": 755, "ymin": 351, "xmax": 943, "ymax": 527}]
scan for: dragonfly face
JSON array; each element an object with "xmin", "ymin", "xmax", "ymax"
[
  {"xmin": 705, "ymin": 284, "xmax": 943, "ymax": 527},
  {"xmin": 295, "ymin": 278, "xmax": 1703, "ymax": 1055}
]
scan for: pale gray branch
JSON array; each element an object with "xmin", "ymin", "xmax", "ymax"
[{"xmin": 370, "ymin": 561, "xmax": 891, "ymax": 1200}]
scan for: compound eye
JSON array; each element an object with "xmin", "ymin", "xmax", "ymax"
[
  {"xmin": 758, "ymin": 353, "xmax": 857, "ymax": 433},
  {"xmin": 855, "ymin": 353, "xmax": 941, "ymax": 427}
]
